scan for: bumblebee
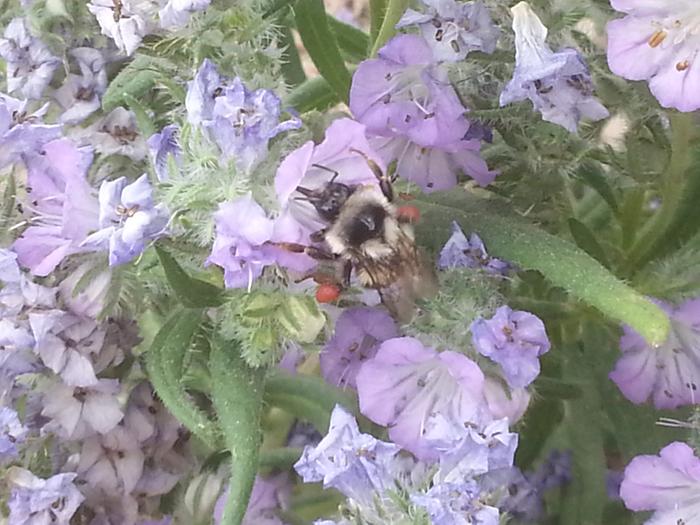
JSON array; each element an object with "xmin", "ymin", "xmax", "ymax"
[{"xmin": 278, "ymin": 150, "xmax": 438, "ymax": 321}]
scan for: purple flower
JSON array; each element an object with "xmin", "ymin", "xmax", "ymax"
[
  {"xmin": 609, "ymin": 298, "xmax": 700, "ymax": 409},
  {"xmin": 206, "ymin": 77, "xmax": 301, "ymax": 172},
  {"xmin": 349, "ymin": 35, "xmax": 468, "ymax": 147},
  {"xmin": 356, "ymin": 337, "xmax": 490, "ymax": 460},
  {"xmin": 7, "ymin": 468, "xmax": 84, "ymax": 525},
  {"xmin": 81, "ymin": 107, "xmax": 148, "ymax": 161},
  {"xmin": 500, "ymin": 469, "xmax": 542, "ymax": 523},
  {"xmin": 620, "ymin": 441, "xmax": 700, "ymax": 523},
  {"xmin": 186, "ymin": 59, "xmax": 231, "ymax": 126},
  {"xmin": 370, "ymin": 133, "xmax": 497, "ymax": 193},
  {"xmin": 12, "ymin": 138, "xmax": 99, "ymax": 276},
  {"xmin": 0, "ymin": 95, "xmax": 62, "ymax": 170},
  {"xmin": 275, "ymin": 118, "xmax": 383, "ymax": 234},
  {"xmin": 499, "ymin": 2, "xmax": 609, "ymax": 132},
  {"xmin": 294, "ymin": 405, "xmax": 401, "ymax": 505},
  {"xmin": 159, "ymin": 0, "xmax": 210, "ymax": 28},
  {"xmin": 471, "ymin": 306, "xmax": 550, "ymax": 389},
  {"xmin": 82, "ymin": 174, "xmax": 169, "ymax": 266},
  {"xmin": 396, "ymin": 0, "xmax": 499, "ymax": 62},
  {"xmin": 207, "ymin": 194, "xmax": 276, "ymax": 289},
  {"xmin": 29, "ymin": 310, "xmax": 104, "ymax": 386},
  {"xmin": 88, "ymin": 0, "xmax": 152, "ymax": 56},
  {"xmin": 54, "ymin": 48, "xmax": 108, "ymax": 124},
  {"xmin": 0, "ymin": 407, "xmax": 28, "ymax": 462},
  {"xmin": 530, "ymin": 449, "xmax": 572, "ymax": 491},
  {"xmin": 147, "ymin": 125, "xmax": 181, "ymax": 181},
  {"xmin": 411, "ymin": 480, "xmax": 499, "ymax": 525},
  {"xmin": 482, "ymin": 377, "xmax": 530, "ymax": 424},
  {"xmin": 320, "ymin": 307, "xmax": 398, "ymax": 390},
  {"xmin": 78, "ymin": 426, "xmax": 145, "ymax": 495},
  {"xmin": 214, "ymin": 474, "xmax": 290, "ymax": 525},
  {"xmin": 0, "ymin": 18, "xmax": 60, "ymax": 99},
  {"xmin": 438, "ymin": 221, "xmax": 509, "ymax": 274},
  {"xmin": 41, "ymin": 379, "xmax": 123, "ymax": 438},
  {"xmin": 58, "ymin": 262, "xmax": 112, "ymax": 318},
  {"xmin": 607, "ymin": 1, "xmax": 700, "ymax": 112}
]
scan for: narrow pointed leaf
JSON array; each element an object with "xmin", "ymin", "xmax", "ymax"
[
  {"xmin": 327, "ymin": 16, "xmax": 370, "ymax": 62},
  {"xmin": 415, "ymin": 190, "xmax": 670, "ymax": 345},
  {"xmin": 568, "ymin": 218, "xmax": 610, "ymax": 268},
  {"xmin": 156, "ymin": 245, "xmax": 224, "ymax": 308}
]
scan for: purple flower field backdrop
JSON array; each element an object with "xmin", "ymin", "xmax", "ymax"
[{"xmin": 1, "ymin": 0, "xmax": 700, "ymax": 523}]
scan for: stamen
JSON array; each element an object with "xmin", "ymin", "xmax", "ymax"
[
  {"xmin": 677, "ymin": 60, "xmax": 690, "ymax": 71},
  {"xmin": 648, "ymin": 30, "xmax": 667, "ymax": 48}
]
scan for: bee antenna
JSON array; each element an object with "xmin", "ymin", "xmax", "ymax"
[
  {"xmin": 349, "ymin": 148, "xmax": 383, "ymax": 181},
  {"xmin": 296, "ymin": 186, "xmax": 316, "ymax": 198},
  {"xmin": 311, "ymin": 163, "xmax": 340, "ymax": 182}
]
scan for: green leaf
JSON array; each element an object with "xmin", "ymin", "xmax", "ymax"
[
  {"xmin": 294, "ymin": 0, "xmax": 352, "ymax": 102},
  {"xmin": 258, "ymin": 447, "xmax": 303, "ymax": 470},
  {"xmin": 284, "ymin": 76, "xmax": 338, "ymax": 113},
  {"xmin": 369, "ymin": 0, "xmax": 409, "ymax": 56},
  {"xmin": 146, "ymin": 309, "xmax": 221, "ymax": 448},
  {"xmin": 210, "ymin": 339, "xmax": 267, "ymax": 525},
  {"xmin": 122, "ymin": 93, "xmax": 155, "ymax": 138},
  {"xmin": 155, "ymin": 245, "xmax": 224, "ymax": 308},
  {"xmin": 368, "ymin": 0, "xmax": 387, "ymax": 45},
  {"xmin": 415, "ymin": 190, "xmax": 670, "ymax": 345},
  {"xmin": 264, "ymin": 372, "xmax": 358, "ymax": 431},
  {"xmin": 515, "ymin": 397, "xmax": 563, "ymax": 469},
  {"xmin": 279, "ymin": 25, "xmax": 307, "ymax": 87},
  {"xmin": 102, "ymin": 57, "xmax": 158, "ymax": 111},
  {"xmin": 567, "ymin": 218, "xmax": 610, "ymax": 268},
  {"xmin": 573, "ymin": 163, "xmax": 618, "ymax": 213},
  {"xmin": 327, "ymin": 15, "xmax": 369, "ymax": 62}
]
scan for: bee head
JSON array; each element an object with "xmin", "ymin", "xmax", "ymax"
[{"xmin": 297, "ymin": 182, "xmax": 354, "ymax": 222}]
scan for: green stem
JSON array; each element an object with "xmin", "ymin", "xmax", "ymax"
[
  {"xmin": 625, "ymin": 113, "xmax": 694, "ymax": 272},
  {"xmin": 210, "ymin": 340, "xmax": 267, "ymax": 525},
  {"xmin": 369, "ymin": 0, "xmax": 408, "ymax": 56}
]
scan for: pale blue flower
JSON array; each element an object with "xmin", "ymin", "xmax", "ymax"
[
  {"xmin": 396, "ymin": 0, "xmax": 498, "ymax": 62},
  {"xmin": 499, "ymin": 2, "xmax": 608, "ymax": 132},
  {"xmin": 7, "ymin": 468, "xmax": 84, "ymax": 525},
  {"xmin": 81, "ymin": 107, "xmax": 148, "ymax": 160},
  {"xmin": 82, "ymin": 174, "xmax": 169, "ymax": 266},
  {"xmin": 0, "ymin": 407, "xmax": 28, "ymax": 462},
  {"xmin": 438, "ymin": 221, "xmax": 509, "ymax": 274},
  {"xmin": 55, "ymin": 47, "xmax": 108, "ymax": 124},
  {"xmin": 159, "ymin": 0, "xmax": 210, "ymax": 29},
  {"xmin": 411, "ymin": 481, "xmax": 499, "ymax": 525},
  {"xmin": 294, "ymin": 405, "xmax": 400, "ymax": 505},
  {"xmin": 147, "ymin": 125, "xmax": 181, "ymax": 181},
  {"xmin": 186, "ymin": 59, "xmax": 230, "ymax": 126},
  {"xmin": 87, "ymin": 0, "xmax": 152, "ymax": 56},
  {"xmin": 0, "ymin": 95, "xmax": 62, "ymax": 170},
  {"xmin": 207, "ymin": 77, "xmax": 301, "ymax": 172},
  {"xmin": 0, "ymin": 18, "xmax": 60, "ymax": 99}
]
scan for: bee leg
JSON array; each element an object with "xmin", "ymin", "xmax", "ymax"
[
  {"xmin": 349, "ymin": 147, "xmax": 394, "ymax": 202},
  {"xmin": 341, "ymin": 260, "xmax": 352, "ymax": 287},
  {"xmin": 270, "ymin": 241, "xmax": 337, "ymax": 261}
]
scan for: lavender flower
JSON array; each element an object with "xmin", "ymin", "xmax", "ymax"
[
  {"xmin": 411, "ymin": 480, "xmax": 499, "ymax": 525},
  {"xmin": 81, "ymin": 174, "xmax": 169, "ymax": 266},
  {"xmin": 294, "ymin": 405, "xmax": 401, "ymax": 505},
  {"xmin": 54, "ymin": 48, "xmax": 108, "ymax": 124},
  {"xmin": 609, "ymin": 298, "xmax": 700, "ymax": 409},
  {"xmin": 147, "ymin": 125, "xmax": 181, "ymax": 181},
  {"xmin": 58, "ymin": 262, "xmax": 112, "ymax": 318},
  {"xmin": 12, "ymin": 139, "xmax": 99, "ymax": 276},
  {"xmin": 0, "ymin": 95, "xmax": 62, "ymax": 170},
  {"xmin": 356, "ymin": 337, "xmax": 490, "ymax": 460},
  {"xmin": 607, "ymin": 1, "xmax": 700, "ymax": 112},
  {"xmin": 396, "ymin": 0, "xmax": 499, "ymax": 62},
  {"xmin": 320, "ymin": 307, "xmax": 398, "ymax": 390},
  {"xmin": 438, "ymin": 221, "xmax": 509, "ymax": 274},
  {"xmin": 350, "ymin": 35, "xmax": 469, "ymax": 147},
  {"xmin": 471, "ymin": 306, "xmax": 550, "ymax": 389},
  {"xmin": 0, "ymin": 18, "xmax": 60, "ymax": 99},
  {"xmin": 370, "ymin": 133, "xmax": 497, "ymax": 193},
  {"xmin": 499, "ymin": 2, "xmax": 609, "ymax": 132},
  {"xmin": 214, "ymin": 474, "xmax": 290, "ymax": 525},
  {"xmin": 29, "ymin": 311, "xmax": 104, "ymax": 387},
  {"xmin": 275, "ymin": 118, "xmax": 384, "ymax": 233},
  {"xmin": 7, "ymin": 468, "xmax": 84, "ymax": 525},
  {"xmin": 41, "ymin": 379, "xmax": 123, "ymax": 438},
  {"xmin": 186, "ymin": 59, "xmax": 230, "ymax": 126},
  {"xmin": 620, "ymin": 441, "xmax": 700, "ymax": 524},
  {"xmin": 82, "ymin": 107, "xmax": 148, "ymax": 160},
  {"xmin": 206, "ymin": 77, "xmax": 301, "ymax": 172},
  {"xmin": 0, "ymin": 407, "xmax": 28, "ymax": 462},
  {"xmin": 159, "ymin": 0, "xmax": 210, "ymax": 29},
  {"xmin": 88, "ymin": 0, "xmax": 152, "ymax": 56},
  {"xmin": 482, "ymin": 377, "xmax": 531, "ymax": 424}
]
